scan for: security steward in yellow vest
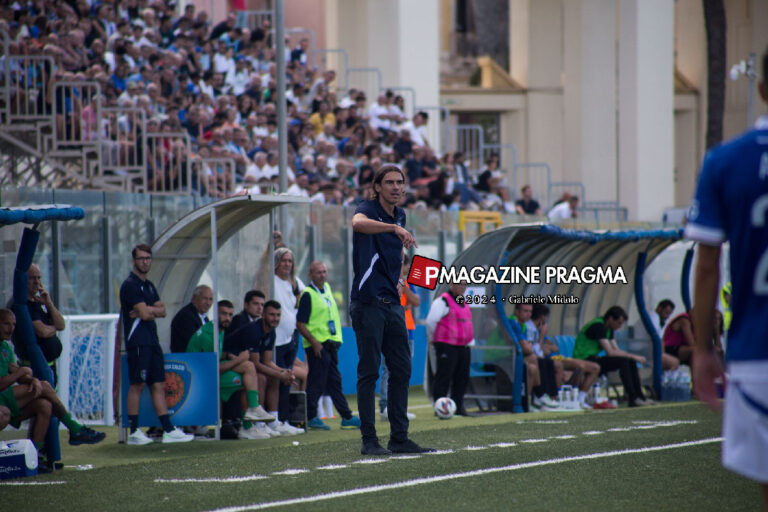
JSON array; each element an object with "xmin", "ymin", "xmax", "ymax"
[{"xmin": 296, "ymin": 261, "xmax": 361, "ymax": 430}]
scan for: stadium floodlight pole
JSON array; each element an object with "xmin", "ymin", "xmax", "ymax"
[{"xmin": 275, "ymin": 0, "xmax": 287, "ymax": 231}]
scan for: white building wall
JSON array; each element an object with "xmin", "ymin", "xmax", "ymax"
[{"xmin": 618, "ymin": 0, "xmax": 675, "ymax": 221}]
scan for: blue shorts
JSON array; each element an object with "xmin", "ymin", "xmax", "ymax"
[{"xmin": 127, "ymin": 344, "xmax": 166, "ymax": 385}]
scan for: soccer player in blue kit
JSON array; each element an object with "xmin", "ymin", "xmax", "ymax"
[{"xmin": 685, "ymin": 46, "xmax": 768, "ymax": 510}]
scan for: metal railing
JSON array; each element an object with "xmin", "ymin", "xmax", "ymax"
[
  {"xmin": 346, "ymin": 67, "xmax": 383, "ymax": 100},
  {"xmin": 583, "ymin": 201, "xmax": 629, "ymax": 222},
  {"xmin": 2, "ymin": 55, "xmax": 56, "ymax": 123},
  {"xmin": 141, "ymin": 132, "xmax": 194, "ymax": 195},
  {"xmin": 313, "ymin": 48, "xmax": 350, "ymax": 92},
  {"xmin": 195, "ymin": 157, "xmax": 237, "ymax": 197},
  {"xmin": 97, "ymin": 106, "xmax": 148, "ymax": 190},
  {"xmin": 449, "ymin": 124, "xmax": 485, "ymax": 171}
]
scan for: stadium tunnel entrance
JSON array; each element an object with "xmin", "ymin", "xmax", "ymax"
[{"xmin": 429, "ymin": 223, "xmax": 691, "ymax": 412}]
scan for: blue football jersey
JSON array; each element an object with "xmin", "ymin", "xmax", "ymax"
[{"xmin": 685, "ymin": 116, "xmax": 768, "ymax": 361}]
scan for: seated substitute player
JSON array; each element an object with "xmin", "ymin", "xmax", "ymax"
[
  {"xmin": 526, "ymin": 304, "xmax": 602, "ymax": 409},
  {"xmin": 572, "ymin": 306, "xmax": 653, "ymax": 407},
  {"xmin": 685, "ymin": 45, "xmax": 768, "ymax": 510},
  {"xmin": 186, "ymin": 299, "xmax": 275, "ymax": 440},
  {"xmin": 227, "ymin": 289, "xmax": 266, "ymax": 335},
  {"xmin": 0, "ymin": 308, "xmax": 105, "ymax": 471},
  {"xmin": 224, "ymin": 300, "xmax": 302, "ymax": 437},
  {"xmin": 513, "ymin": 304, "xmax": 561, "ymax": 411}
]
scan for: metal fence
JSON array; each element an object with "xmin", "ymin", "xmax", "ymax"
[
  {"xmin": 97, "ymin": 106, "xmax": 148, "ymax": 191},
  {"xmin": 140, "ymin": 132, "xmax": 195, "ymax": 195},
  {"xmin": 1, "ymin": 55, "xmax": 56, "ymax": 123},
  {"xmin": 197, "ymin": 157, "xmax": 237, "ymax": 197}
]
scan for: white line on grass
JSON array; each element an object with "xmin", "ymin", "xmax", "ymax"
[
  {"xmin": 316, "ymin": 465, "xmax": 348, "ymax": 470},
  {"xmin": 426, "ymin": 449, "xmax": 455, "ymax": 455},
  {"xmin": 204, "ymin": 438, "xmax": 723, "ymax": 512},
  {"xmin": 582, "ymin": 431, "xmax": 604, "ymax": 435},
  {"xmin": 271, "ymin": 469, "xmax": 309, "ymax": 476},
  {"xmin": 463, "ymin": 446, "xmax": 489, "ymax": 451},
  {"xmin": 551, "ymin": 435, "xmax": 577, "ymax": 439},
  {"xmin": 488, "ymin": 442, "xmax": 517, "ymax": 448},
  {"xmin": 519, "ymin": 439, "xmax": 548, "ymax": 443},
  {"xmin": 390, "ymin": 455, "xmax": 422, "ymax": 460},
  {"xmin": 155, "ymin": 475, "xmax": 268, "ymax": 483},
  {"xmin": 516, "ymin": 420, "xmax": 569, "ymax": 424},
  {"xmin": 0, "ymin": 481, "xmax": 67, "ymax": 486},
  {"xmin": 352, "ymin": 459, "xmax": 388, "ymax": 465}
]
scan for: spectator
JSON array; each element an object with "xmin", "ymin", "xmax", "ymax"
[
  {"xmin": 228, "ymin": 289, "xmax": 266, "ymax": 335},
  {"xmin": 572, "ymin": 306, "xmax": 653, "ymax": 407},
  {"xmin": 9, "ymin": 263, "xmax": 64, "ymax": 386},
  {"xmin": 549, "ymin": 195, "xmax": 580, "ymax": 220},
  {"xmin": 400, "ymin": 111, "xmax": 430, "ymax": 148},
  {"xmin": 186, "ymin": 299, "xmax": 275, "ymax": 439},
  {"xmin": 170, "ymin": 284, "xmax": 213, "ymax": 353},
  {"xmin": 224, "ymin": 300, "xmax": 302, "ymax": 437},
  {"xmin": 663, "ymin": 307, "xmax": 723, "ymax": 368},
  {"xmin": 426, "ymin": 281, "xmax": 474, "ymax": 416},
  {"xmin": 0, "ymin": 308, "xmax": 105, "ymax": 473},
  {"xmin": 515, "ymin": 184, "xmax": 543, "ymax": 216},
  {"xmin": 120, "ymin": 244, "xmax": 194, "ymax": 445},
  {"xmin": 296, "ymin": 261, "xmax": 361, "ymax": 430}
]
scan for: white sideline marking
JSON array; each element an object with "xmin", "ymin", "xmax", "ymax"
[
  {"xmin": 205, "ymin": 438, "xmax": 723, "ymax": 512},
  {"xmin": 519, "ymin": 439, "xmax": 548, "ymax": 444},
  {"xmin": 582, "ymin": 431, "xmax": 604, "ymax": 435},
  {"xmin": 551, "ymin": 435, "xmax": 577, "ymax": 440},
  {"xmin": 390, "ymin": 455, "xmax": 422, "ymax": 460},
  {"xmin": 488, "ymin": 442, "xmax": 517, "ymax": 448},
  {"xmin": 426, "ymin": 449, "xmax": 454, "ymax": 455},
  {"xmin": 516, "ymin": 420, "xmax": 569, "ymax": 424},
  {"xmin": 272, "ymin": 469, "xmax": 309, "ymax": 476},
  {"xmin": 0, "ymin": 481, "xmax": 67, "ymax": 486},
  {"xmin": 317, "ymin": 465, "xmax": 348, "ymax": 470},
  {"xmin": 352, "ymin": 459, "xmax": 387, "ymax": 465},
  {"xmin": 155, "ymin": 475, "xmax": 268, "ymax": 483},
  {"xmin": 463, "ymin": 446, "xmax": 488, "ymax": 451}
]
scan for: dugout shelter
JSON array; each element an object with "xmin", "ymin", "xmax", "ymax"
[{"xmin": 430, "ymin": 224, "xmax": 690, "ymax": 412}]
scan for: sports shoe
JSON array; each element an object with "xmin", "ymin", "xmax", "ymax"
[
  {"xmin": 37, "ymin": 456, "xmax": 54, "ymax": 474},
  {"xmin": 308, "ymin": 416, "xmax": 330, "ymax": 430},
  {"xmin": 534, "ymin": 394, "xmax": 560, "ymax": 408},
  {"xmin": 162, "ymin": 427, "xmax": 194, "ymax": 443},
  {"xmin": 283, "ymin": 422, "xmax": 305, "ymax": 434},
  {"xmin": 340, "ymin": 416, "xmax": 361, "ymax": 429},
  {"xmin": 531, "ymin": 395, "xmax": 557, "ymax": 411},
  {"xmin": 387, "ymin": 439, "xmax": 436, "ymax": 454},
  {"xmin": 593, "ymin": 400, "xmax": 617, "ymax": 410},
  {"xmin": 274, "ymin": 421, "xmax": 302, "ymax": 436},
  {"xmin": 254, "ymin": 422, "xmax": 279, "ymax": 438},
  {"xmin": 361, "ymin": 441, "xmax": 391, "ymax": 456},
  {"xmin": 380, "ymin": 407, "xmax": 417, "ymax": 420},
  {"xmin": 127, "ymin": 429, "xmax": 154, "ymax": 446},
  {"xmin": 266, "ymin": 420, "xmax": 293, "ymax": 436},
  {"xmin": 578, "ymin": 400, "xmax": 593, "ymax": 410},
  {"xmin": 238, "ymin": 425, "xmax": 271, "ymax": 440},
  {"xmin": 244, "ymin": 405, "xmax": 276, "ymax": 422},
  {"xmin": 69, "ymin": 426, "xmax": 106, "ymax": 445}
]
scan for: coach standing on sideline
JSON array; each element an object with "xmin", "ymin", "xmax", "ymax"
[{"xmin": 350, "ymin": 165, "xmax": 435, "ymax": 455}]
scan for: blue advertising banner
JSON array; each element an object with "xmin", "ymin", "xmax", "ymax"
[{"xmin": 120, "ymin": 352, "xmax": 219, "ymax": 427}]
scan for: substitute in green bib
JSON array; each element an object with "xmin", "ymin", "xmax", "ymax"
[
  {"xmin": 296, "ymin": 261, "xmax": 361, "ymax": 431},
  {"xmin": 187, "ymin": 299, "xmax": 275, "ymax": 438}
]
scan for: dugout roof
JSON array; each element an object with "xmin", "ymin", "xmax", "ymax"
[
  {"xmin": 148, "ymin": 194, "xmax": 308, "ymax": 349},
  {"xmin": 436, "ymin": 223, "xmax": 687, "ymax": 397}
]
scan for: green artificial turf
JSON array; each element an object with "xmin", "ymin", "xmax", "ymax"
[{"xmin": 0, "ymin": 389, "xmax": 761, "ymax": 511}]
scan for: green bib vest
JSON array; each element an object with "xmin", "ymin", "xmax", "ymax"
[
  {"xmin": 573, "ymin": 316, "xmax": 612, "ymax": 360},
  {"xmin": 301, "ymin": 282, "xmax": 343, "ymax": 347}
]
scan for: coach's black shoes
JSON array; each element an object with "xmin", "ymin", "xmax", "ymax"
[
  {"xmin": 361, "ymin": 441, "xmax": 392, "ymax": 456},
  {"xmin": 69, "ymin": 426, "xmax": 106, "ymax": 445},
  {"xmin": 387, "ymin": 439, "xmax": 436, "ymax": 454}
]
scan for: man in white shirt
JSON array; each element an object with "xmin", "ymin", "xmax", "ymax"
[
  {"xmin": 399, "ymin": 111, "xmax": 430, "ymax": 149},
  {"xmin": 548, "ymin": 196, "xmax": 579, "ymax": 221}
]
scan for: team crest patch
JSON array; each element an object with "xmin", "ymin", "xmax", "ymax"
[{"xmin": 164, "ymin": 360, "xmax": 192, "ymax": 416}]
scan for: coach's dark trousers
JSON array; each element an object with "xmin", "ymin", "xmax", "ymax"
[
  {"xmin": 351, "ymin": 300, "xmax": 411, "ymax": 444},
  {"xmin": 305, "ymin": 341, "xmax": 352, "ymax": 420},
  {"xmin": 274, "ymin": 333, "xmax": 298, "ymax": 422},
  {"xmin": 432, "ymin": 342, "xmax": 470, "ymax": 412}
]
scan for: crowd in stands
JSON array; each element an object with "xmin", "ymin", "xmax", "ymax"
[{"xmin": 0, "ymin": 0, "xmax": 566, "ymax": 215}]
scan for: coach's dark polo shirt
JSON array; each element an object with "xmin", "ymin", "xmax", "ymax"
[
  {"xmin": 351, "ymin": 199, "xmax": 406, "ymax": 304},
  {"xmin": 119, "ymin": 272, "xmax": 161, "ymax": 348}
]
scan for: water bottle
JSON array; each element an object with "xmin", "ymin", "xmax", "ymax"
[
  {"xmin": 592, "ymin": 382, "xmax": 601, "ymax": 404},
  {"xmin": 558, "ymin": 387, "xmax": 565, "ymax": 406},
  {"xmin": 599, "ymin": 375, "xmax": 608, "ymax": 402},
  {"xmin": 679, "ymin": 368, "xmax": 691, "ymax": 401}
]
